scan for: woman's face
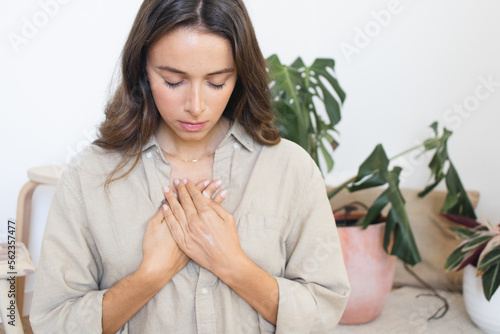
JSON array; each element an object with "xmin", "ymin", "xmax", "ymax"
[{"xmin": 146, "ymin": 27, "xmax": 238, "ymax": 146}]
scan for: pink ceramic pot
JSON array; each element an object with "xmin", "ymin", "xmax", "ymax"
[{"xmin": 337, "ymin": 220, "xmax": 396, "ymax": 324}]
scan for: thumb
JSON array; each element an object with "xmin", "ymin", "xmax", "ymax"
[{"xmin": 152, "ymin": 207, "xmax": 165, "ymax": 223}]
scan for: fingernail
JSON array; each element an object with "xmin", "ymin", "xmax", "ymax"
[
  {"xmin": 215, "ymin": 180, "xmax": 222, "ymax": 187},
  {"xmin": 183, "ymin": 178, "xmax": 187, "ymax": 184},
  {"xmin": 163, "ymin": 186, "xmax": 170, "ymax": 193},
  {"xmin": 204, "ymin": 180, "xmax": 210, "ymax": 187},
  {"xmin": 221, "ymin": 190, "xmax": 228, "ymax": 198},
  {"xmin": 203, "ymin": 190, "xmax": 210, "ymax": 198},
  {"xmin": 163, "ymin": 204, "xmax": 169, "ymax": 211},
  {"xmin": 174, "ymin": 179, "xmax": 180, "ymax": 186},
  {"xmin": 174, "ymin": 192, "xmax": 178, "ymax": 198}
]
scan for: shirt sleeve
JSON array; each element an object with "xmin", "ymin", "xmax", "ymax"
[
  {"xmin": 30, "ymin": 168, "xmax": 107, "ymax": 334},
  {"xmin": 274, "ymin": 173, "xmax": 351, "ymax": 334}
]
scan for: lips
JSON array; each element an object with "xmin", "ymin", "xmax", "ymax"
[{"xmin": 179, "ymin": 121, "xmax": 208, "ymax": 132}]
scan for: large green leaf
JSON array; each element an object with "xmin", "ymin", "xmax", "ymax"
[
  {"xmin": 310, "ymin": 59, "xmax": 344, "ymax": 126},
  {"xmin": 319, "ymin": 141, "xmax": 334, "ymax": 172},
  {"xmin": 288, "ymin": 57, "xmax": 344, "ymax": 127},
  {"xmin": 462, "ymin": 234, "xmax": 494, "ymax": 252},
  {"xmin": 445, "ymin": 244, "xmax": 469, "ymax": 271},
  {"xmin": 360, "ymin": 188, "xmax": 390, "ymax": 228},
  {"xmin": 482, "ymin": 263, "xmax": 500, "ymax": 301},
  {"xmin": 268, "ymin": 55, "xmax": 309, "ymax": 149},
  {"xmin": 442, "ymin": 162, "xmax": 477, "ymax": 219},
  {"xmin": 383, "ymin": 168, "xmax": 421, "ymax": 265},
  {"xmin": 418, "ymin": 124, "xmax": 450, "ymax": 197},
  {"xmin": 478, "ymin": 236, "xmax": 500, "ymax": 274},
  {"xmin": 417, "ymin": 123, "xmax": 476, "ymax": 219},
  {"xmin": 451, "ymin": 227, "xmax": 478, "ymax": 239},
  {"xmin": 346, "ymin": 146, "xmax": 421, "ymax": 265},
  {"xmin": 267, "ymin": 54, "xmax": 345, "ymax": 174},
  {"xmin": 349, "ymin": 144, "xmax": 389, "ymax": 191},
  {"xmin": 479, "ymin": 248, "xmax": 500, "ymax": 274},
  {"xmin": 310, "ymin": 59, "xmax": 346, "ymax": 102}
]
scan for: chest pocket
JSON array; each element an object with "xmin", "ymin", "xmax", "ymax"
[{"xmin": 237, "ymin": 213, "xmax": 285, "ymax": 277}]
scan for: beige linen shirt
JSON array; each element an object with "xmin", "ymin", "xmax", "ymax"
[{"xmin": 30, "ymin": 122, "xmax": 350, "ymax": 334}]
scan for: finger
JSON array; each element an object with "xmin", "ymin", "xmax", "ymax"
[
  {"xmin": 212, "ymin": 188, "xmax": 228, "ymax": 205},
  {"xmin": 163, "ymin": 185, "xmax": 188, "ymax": 230},
  {"xmin": 195, "ymin": 179, "xmax": 211, "ymax": 192},
  {"xmin": 185, "ymin": 179, "xmax": 212, "ymax": 212},
  {"xmin": 152, "ymin": 208, "xmax": 166, "ymax": 224},
  {"xmin": 201, "ymin": 179, "xmax": 223, "ymax": 200},
  {"xmin": 162, "ymin": 203, "xmax": 184, "ymax": 244},
  {"xmin": 174, "ymin": 179, "xmax": 198, "ymax": 217},
  {"xmin": 206, "ymin": 195, "xmax": 232, "ymax": 220},
  {"xmin": 160, "ymin": 190, "xmax": 178, "ymax": 211}
]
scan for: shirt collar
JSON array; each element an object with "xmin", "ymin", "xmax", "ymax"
[
  {"xmin": 141, "ymin": 120, "xmax": 254, "ymax": 153},
  {"xmin": 142, "ymin": 135, "xmax": 159, "ymax": 153},
  {"xmin": 222, "ymin": 121, "xmax": 254, "ymax": 152}
]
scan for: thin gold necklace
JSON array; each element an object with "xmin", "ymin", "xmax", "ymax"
[{"xmin": 160, "ymin": 148, "xmax": 215, "ymax": 163}]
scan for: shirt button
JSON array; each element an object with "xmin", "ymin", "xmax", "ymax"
[
  {"xmin": 146, "ymin": 152, "xmax": 153, "ymax": 158},
  {"xmin": 233, "ymin": 143, "xmax": 240, "ymax": 149},
  {"xmin": 200, "ymin": 287, "xmax": 209, "ymax": 295}
]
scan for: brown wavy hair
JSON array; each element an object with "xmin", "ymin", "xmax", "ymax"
[{"xmin": 93, "ymin": 0, "xmax": 280, "ymax": 185}]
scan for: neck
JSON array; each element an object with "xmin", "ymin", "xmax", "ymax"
[{"xmin": 156, "ymin": 117, "xmax": 230, "ymax": 160}]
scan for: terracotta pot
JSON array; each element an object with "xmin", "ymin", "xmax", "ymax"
[
  {"xmin": 336, "ymin": 213, "xmax": 396, "ymax": 324},
  {"xmin": 463, "ymin": 265, "xmax": 500, "ymax": 334}
]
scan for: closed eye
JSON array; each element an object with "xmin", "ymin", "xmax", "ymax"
[
  {"xmin": 209, "ymin": 82, "xmax": 225, "ymax": 89},
  {"xmin": 164, "ymin": 80, "xmax": 183, "ymax": 88}
]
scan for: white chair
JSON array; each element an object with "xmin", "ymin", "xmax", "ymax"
[
  {"xmin": 14, "ymin": 165, "xmax": 65, "ymax": 316},
  {"xmin": 10, "ymin": 165, "xmax": 65, "ymax": 332}
]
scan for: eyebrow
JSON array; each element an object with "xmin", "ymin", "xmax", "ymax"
[{"xmin": 156, "ymin": 65, "xmax": 235, "ymax": 76}]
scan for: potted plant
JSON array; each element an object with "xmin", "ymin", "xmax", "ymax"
[
  {"xmin": 267, "ymin": 55, "xmax": 476, "ymax": 323},
  {"xmin": 443, "ymin": 213, "xmax": 500, "ymax": 333},
  {"xmin": 267, "ymin": 54, "xmax": 475, "ymax": 265}
]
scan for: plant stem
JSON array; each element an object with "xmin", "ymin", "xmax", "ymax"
[
  {"xmin": 389, "ymin": 138, "xmax": 440, "ymax": 161},
  {"xmin": 328, "ymin": 175, "xmax": 357, "ymax": 199},
  {"xmin": 389, "ymin": 143, "xmax": 424, "ymax": 161},
  {"xmin": 328, "ymin": 138, "xmax": 440, "ymax": 199}
]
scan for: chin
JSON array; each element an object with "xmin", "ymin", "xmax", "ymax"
[{"xmin": 176, "ymin": 130, "xmax": 210, "ymax": 141}]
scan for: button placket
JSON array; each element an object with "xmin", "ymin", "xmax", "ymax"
[
  {"xmin": 193, "ymin": 141, "xmax": 235, "ymax": 333},
  {"xmin": 213, "ymin": 145, "xmax": 233, "ymax": 211},
  {"xmin": 142, "ymin": 147, "xmax": 171, "ymax": 210},
  {"xmin": 195, "ymin": 269, "xmax": 218, "ymax": 333}
]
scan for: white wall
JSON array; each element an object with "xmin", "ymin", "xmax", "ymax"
[
  {"xmin": 1, "ymin": 0, "xmax": 499, "ymax": 309},
  {"xmin": 249, "ymin": 0, "xmax": 500, "ymax": 223}
]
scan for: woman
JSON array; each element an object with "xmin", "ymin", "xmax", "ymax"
[{"xmin": 30, "ymin": 0, "xmax": 350, "ymax": 333}]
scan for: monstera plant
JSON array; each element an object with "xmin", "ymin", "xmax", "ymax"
[
  {"xmin": 267, "ymin": 55, "xmax": 476, "ymax": 266},
  {"xmin": 267, "ymin": 55, "xmax": 343, "ymax": 173}
]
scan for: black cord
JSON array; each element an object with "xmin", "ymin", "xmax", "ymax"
[
  {"xmin": 332, "ymin": 201, "xmax": 370, "ymax": 214},
  {"xmin": 403, "ymin": 263, "xmax": 449, "ymax": 320}
]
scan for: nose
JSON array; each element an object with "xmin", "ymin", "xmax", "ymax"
[{"xmin": 185, "ymin": 83, "xmax": 205, "ymax": 116}]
